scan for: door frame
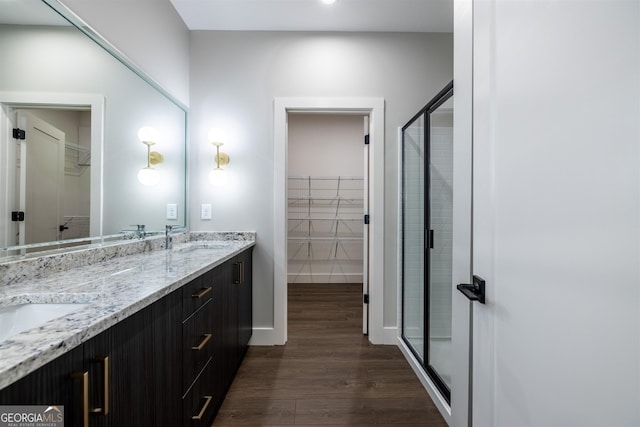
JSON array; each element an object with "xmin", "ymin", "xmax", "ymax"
[
  {"xmin": 0, "ymin": 92, "xmax": 104, "ymax": 247},
  {"xmin": 273, "ymin": 97, "xmax": 387, "ymax": 345}
]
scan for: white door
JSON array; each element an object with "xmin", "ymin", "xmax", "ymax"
[
  {"xmin": 465, "ymin": 1, "xmax": 640, "ymax": 426},
  {"xmin": 16, "ymin": 111, "xmax": 65, "ymax": 245},
  {"xmin": 362, "ymin": 115, "xmax": 370, "ymax": 335}
]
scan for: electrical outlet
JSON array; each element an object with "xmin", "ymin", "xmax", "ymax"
[
  {"xmin": 201, "ymin": 204, "xmax": 212, "ymax": 220},
  {"xmin": 166, "ymin": 203, "xmax": 178, "ymax": 220}
]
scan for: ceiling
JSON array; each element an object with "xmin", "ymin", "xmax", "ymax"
[{"xmin": 169, "ymin": 0, "xmax": 453, "ymax": 32}]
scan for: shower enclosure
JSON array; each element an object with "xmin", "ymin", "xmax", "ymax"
[{"xmin": 401, "ymin": 81, "xmax": 453, "ymax": 403}]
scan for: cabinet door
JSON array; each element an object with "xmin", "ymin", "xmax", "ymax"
[
  {"xmin": 237, "ymin": 249, "xmax": 253, "ymax": 352},
  {"xmin": 153, "ymin": 289, "xmax": 182, "ymax": 427},
  {"xmin": 0, "ymin": 345, "xmax": 84, "ymax": 427},
  {"xmin": 224, "ymin": 256, "xmax": 240, "ymax": 383},
  {"xmin": 201, "ymin": 266, "xmax": 224, "ymax": 413},
  {"xmin": 84, "ymin": 308, "xmax": 155, "ymax": 427}
]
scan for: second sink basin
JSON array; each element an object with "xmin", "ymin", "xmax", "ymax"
[{"xmin": 0, "ymin": 303, "xmax": 89, "ymax": 343}]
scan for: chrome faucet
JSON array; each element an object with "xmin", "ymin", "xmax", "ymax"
[
  {"xmin": 134, "ymin": 224, "xmax": 146, "ymax": 240},
  {"xmin": 165, "ymin": 225, "xmax": 174, "ymax": 249}
]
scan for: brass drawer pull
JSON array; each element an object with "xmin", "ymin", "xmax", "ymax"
[
  {"xmin": 71, "ymin": 371, "xmax": 89, "ymax": 427},
  {"xmin": 90, "ymin": 356, "xmax": 110, "ymax": 415},
  {"xmin": 192, "ymin": 286, "xmax": 212, "ymax": 299},
  {"xmin": 235, "ymin": 262, "xmax": 241, "ymax": 284},
  {"xmin": 192, "ymin": 333, "xmax": 212, "ymax": 351},
  {"xmin": 235, "ymin": 261, "xmax": 245, "ymax": 284},
  {"xmin": 192, "ymin": 395, "xmax": 213, "ymax": 420}
]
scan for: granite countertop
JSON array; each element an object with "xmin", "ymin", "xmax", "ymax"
[{"xmin": 0, "ymin": 236, "xmax": 255, "ymax": 390}]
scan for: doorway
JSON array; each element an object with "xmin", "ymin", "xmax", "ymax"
[
  {"xmin": 286, "ymin": 113, "xmax": 368, "ymax": 335},
  {"xmin": 273, "ymin": 97, "xmax": 386, "ymax": 346}
]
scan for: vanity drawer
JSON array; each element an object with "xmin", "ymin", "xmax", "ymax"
[
  {"xmin": 183, "ymin": 359, "xmax": 218, "ymax": 427},
  {"xmin": 183, "ymin": 299, "xmax": 214, "ymax": 393},
  {"xmin": 183, "ymin": 274, "xmax": 213, "ymax": 318}
]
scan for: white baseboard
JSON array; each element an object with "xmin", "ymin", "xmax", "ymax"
[
  {"xmin": 248, "ymin": 327, "xmax": 279, "ymax": 346},
  {"xmin": 397, "ymin": 337, "xmax": 451, "ymax": 425},
  {"xmin": 382, "ymin": 326, "xmax": 398, "ymax": 345},
  {"xmin": 287, "ymin": 274, "xmax": 364, "ymax": 283},
  {"xmin": 249, "ymin": 326, "xmax": 397, "ymax": 346}
]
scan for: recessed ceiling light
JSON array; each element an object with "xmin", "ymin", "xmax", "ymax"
[{"xmin": 322, "ymin": 0, "xmax": 336, "ymax": 4}]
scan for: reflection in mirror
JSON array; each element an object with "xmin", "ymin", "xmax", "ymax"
[
  {"xmin": 0, "ymin": 0, "xmax": 187, "ymax": 258},
  {"xmin": 15, "ymin": 108, "xmax": 92, "ymax": 246}
]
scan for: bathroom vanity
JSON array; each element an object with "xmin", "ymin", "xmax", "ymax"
[{"xmin": 0, "ymin": 233, "xmax": 254, "ymax": 427}]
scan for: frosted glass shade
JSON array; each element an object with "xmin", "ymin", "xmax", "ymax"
[
  {"xmin": 138, "ymin": 126, "xmax": 160, "ymax": 143},
  {"xmin": 208, "ymin": 128, "xmax": 227, "ymax": 144},
  {"xmin": 138, "ymin": 167, "xmax": 160, "ymax": 186},
  {"xmin": 209, "ymin": 168, "xmax": 228, "ymax": 187}
]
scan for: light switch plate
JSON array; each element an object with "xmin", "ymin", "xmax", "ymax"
[
  {"xmin": 166, "ymin": 203, "xmax": 178, "ymax": 220},
  {"xmin": 201, "ymin": 204, "xmax": 212, "ymax": 220}
]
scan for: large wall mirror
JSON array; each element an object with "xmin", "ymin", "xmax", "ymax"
[{"xmin": 0, "ymin": 0, "xmax": 187, "ymax": 258}]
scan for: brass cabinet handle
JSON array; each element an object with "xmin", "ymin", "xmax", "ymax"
[
  {"xmin": 71, "ymin": 371, "xmax": 89, "ymax": 427},
  {"xmin": 235, "ymin": 262, "xmax": 241, "ymax": 284},
  {"xmin": 192, "ymin": 286, "xmax": 212, "ymax": 299},
  {"xmin": 235, "ymin": 261, "xmax": 245, "ymax": 284},
  {"xmin": 192, "ymin": 333, "xmax": 212, "ymax": 351},
  {"xmin": 192, "ymin": 395, "xmax": 213, "ymax": 420},
  {"xmin": 90, "ymin": 356, "xmax": 110, "ymax": 415}
]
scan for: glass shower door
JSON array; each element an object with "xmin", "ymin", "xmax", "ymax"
[
  {"xmin": 401, "ymin": 114, "xmax": 425, "ymax": 362},
  {"xmin": 401, "ymin": 82, "xmax": 454, "ymax": 404},
  {"xmin": 427, "ymin": 95, "xmax": 454, "ymax": 392}
]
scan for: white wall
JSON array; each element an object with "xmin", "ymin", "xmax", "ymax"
[
  {"xmin": 189, "ymin": 31, "xmax": 453, "ymax": 331},
  {"xmin": 469, "ymin": 1, "xmax": 640, "ymax": 426},
  {"xmin": 60, "ymin": 0, "xmax": 190, "ymax": 107},
  {"xmin": 288, "ymin": 114, "xmax": 363, "ymax": 177}
]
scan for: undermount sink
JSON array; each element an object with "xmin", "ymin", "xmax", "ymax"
[
  {"xmin": 172, "ymin": 243, "xmax": 226, "ymax": 252},
  {"xmin": 0, "ymin": 303, "xmax": 89, "ymax": 343}
]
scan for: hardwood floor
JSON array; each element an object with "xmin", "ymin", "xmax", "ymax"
[{"xmin": 212, "ymin": 283, "xmax": 447, "ymax": 426}]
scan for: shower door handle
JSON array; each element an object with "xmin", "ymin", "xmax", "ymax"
[
  {"xmin": 457, "ymin": 275, "xmax": 486, "ymax": 304},
  {"xmin": 426, "ymin": 229, "xmax": 434, "ymax": 249}
]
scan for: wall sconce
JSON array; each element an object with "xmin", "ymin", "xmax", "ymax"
[
  {"xmin": 137, "ymin": 126, "xmax": 163, "ymax": 186},
  {"xmin": 208, "ymin": 128, "xmax": 230, "ymax": 187}
]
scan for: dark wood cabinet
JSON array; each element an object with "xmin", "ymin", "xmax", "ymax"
[
  {"xmin": 211, "ymin": 249, "xmax": 253, "ymax": 413},
  {"xmin": 152, "ymin": 289, "xmax": 183, "ymax": 427},
  {"xmin": 0, "ymin": 246, "xmax": 253, "ymax": 427},
  {"xmin": 182, "ymin": 270, "xmax": 216, "ymax": 426},
  {"xmin": 0, "ymin": 309, "xmax": 157, "ymax": 427},
  {"xmin": 83, "ymin": 308, "xmax": 155, "ymax": 427},
  {"xmin": 236, "ymin": 250, "xmax": 253, "ymax": 358},
  {"xmin": 0, "ymin": 345, "xmax": 84, "ymax": 427}
]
